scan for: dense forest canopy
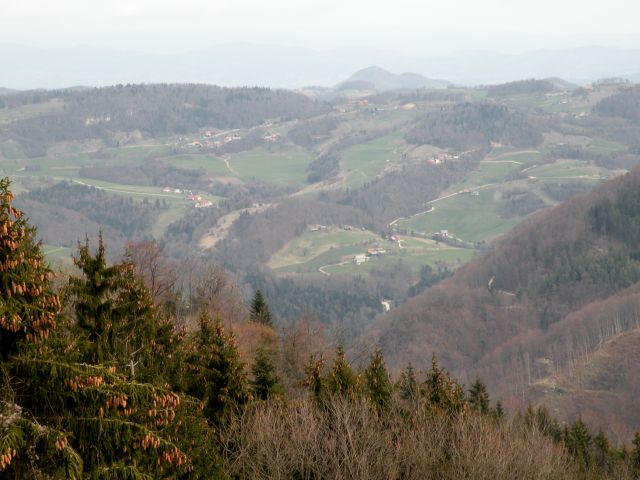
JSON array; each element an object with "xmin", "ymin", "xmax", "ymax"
[{"xmin": 406, "ymin": 102, "xmax": 544, "ymax": 150}]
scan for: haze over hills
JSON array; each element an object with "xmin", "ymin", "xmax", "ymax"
[
  {"xmin": 338, "ymin": 66, "xmax": 450, "ymax": 91},
  {"xmin": 3, "ymin": 43, "xmax": 640, "ymax": 89}
]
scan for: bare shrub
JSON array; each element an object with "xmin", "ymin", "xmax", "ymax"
[{"xmin": 220, "ymin": 395, "xmax": 575, "ymax": 479}]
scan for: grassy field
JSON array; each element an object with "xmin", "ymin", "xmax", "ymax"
[
  {"xmin": 397, "ymin": 154, "xmax": 624, "ymax": 244},
  {"xmin": 340, "ymin": 133, "xmax": 405, "ymax": 187},
  {"xmin": 161, "ymin": 153, "xmax": 232, "ymax": 176},
  {"xmin": 151, "ymin": 205, "xmax": 189, "ymax": 239},
  {"xmin": 323, "ymin": 247, "xmax": 475, "ymax": 275},
  {"xmin": 586, "ymin": 137, "xmax": 627, "ymax": 155},
  {"xmin": 269, "ymin": 228, "xmax": 474, "ymax": 276},
  {"xmin": 0, "ymin": 99, "xmax": 65, "ymax": 124},
  {"xmin": 42, "ymin": 244, "xmax": 73, "ymax": 267},
  {"xmin": 0, "ymin": 141, "xmax": 26, "ymax": 159},
  {"xmin": 527, "ymin": 159, "xmax": 620, "ymax": 179},
  {"xmin": 436, "ymin": 152, "xmax": 533, "ymax": 196},
  {"xmin": 229, "ymin": 146, "xmax": 313, "ymax": 185},
  {"xmin": 398, "ymin": 187, "xmax": 523, "ymax": 243},
  {"xmin": 268, "ymin": 229, "xmax": 380, "ymax": 270},
  {"xmin": 64, "ymin": 178, "xmax": 221, "ymax": 205}
]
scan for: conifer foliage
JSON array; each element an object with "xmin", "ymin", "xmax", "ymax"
[
  {"xmin": 364, "ymin": 349, "xmax": 392, "ymax": 414},
  {"xmin": 0, "ymin": 178, "xmax": 60, "ymax": 355},
  {"xmin": 181, "ymin": 311, "xmax": 250, "ymax": 425},
  {"xmin": 0, "ymin": 178, "xmax": 224, "ymax": 479},
  {"xmin": 468, "ymin": 377, "xmax": 490, "ymax": 414},
  {"xmin": 66, "ymin": 235, "xmax": 181, "ymax": 381},
  {"xmin": 250, "ymin": 347, "xmax": 283, "ymax": 400},
  {"xmin": 250, "ymin": 289, "xmax": 272, "ymax": 326}
]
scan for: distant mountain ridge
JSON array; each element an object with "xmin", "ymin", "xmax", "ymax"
[
  {"xmin": 2, "ymin": 43, "xmax": 640, "ymax": 89},
  {"xmin": 339, "ymin": 66, "xmax": 450, "ymax": 91}
]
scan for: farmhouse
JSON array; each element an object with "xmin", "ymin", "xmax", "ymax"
[
  {"xmin": 353, "ymin": 254, "xmax": 369, "ymax": 265},
  {"xmin": 263, "ymin": 133, "xmax": 281, "ymax": 142},
  {"xmin": 195, "ymin": 200, "xmax": 213, "ymax": 208}
]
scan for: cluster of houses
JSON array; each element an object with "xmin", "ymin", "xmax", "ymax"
[
  {"xmin": 349, "ymin": 98, "xmax": 369, "ymax": 107},
  {"xmin": 263, "ymin": 133, "xmax": 281, "ymax": 143},
  {"xmin": 175, "ymin": 128, "xmax": 281, "ymax": 151},
  {"xmin": 427, "ymin": 152, "xmax": 460, "ymax": 165},
  {"xmin": 186, "ymin": 193, "xmax": 213, "ymax": 208},
  {"xmin": 353, "ymin": 246, "xmax": 389, "ymax": 265},
  {"xmin": 176, "ymin": 131, "xmax": 242, "ymax": 151},
  {"xmin": 161, "ymin": 187, "xmax": 214, "ymax": 208}
]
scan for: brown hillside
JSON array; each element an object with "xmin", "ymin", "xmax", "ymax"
[
  {"xmin": 361, "ymin": 168, "xmax": 640, "ymax": 437},
  {"xmin": 528, "ymin": 329, "xmax": 640, "ymax": 443}
]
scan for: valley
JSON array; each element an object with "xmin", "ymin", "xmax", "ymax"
[{"xmin": 3, "ymin": 77, "xmax": 640, "ymax": 442}]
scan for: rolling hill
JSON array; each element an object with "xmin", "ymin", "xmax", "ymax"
[
  {"xmin": 338, "ymin": 66, "xmax": 450, "ymax": 91},
  {"xmin": 361, "ymin": 167, "xmax": 640, "ymax": 439}
]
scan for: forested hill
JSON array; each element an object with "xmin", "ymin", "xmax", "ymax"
[
  {"xmin": 362, "ymin": 167, "xmax": 640, "ymax": 439},
  {"xmin": 594, "ymin": 85, "xmax": 640, "ymax": 123},
  {"xmin": 0, "ymin": 84, "xmax": 331, "ymax": 156}
]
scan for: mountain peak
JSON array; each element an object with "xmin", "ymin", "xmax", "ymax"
[{"xmin": 339, "ymin": 65, "xmax": 450, "ymax": 91}]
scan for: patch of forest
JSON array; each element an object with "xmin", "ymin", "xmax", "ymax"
[
  {"xmin": 406, "ymin": 102, "xmax": 544, "ymax": 150},
  {"xmin": 330, "ymin": 153, "xmax": 481, "ymax": 223},
  {"xmin": 79, "ymin": 159, "xmax": 209, "ymax": 189},
  {"xmin": 15, "ymin": 182, "xmax": 166, "ymax": 248},
  {"xmin": 214, "ymin": 198, "xmax": 375, "ymax": 270},
  {"xmin": 594, "ymin": 86, "xmax": 640, "ymax": 123},
  {"xmin": 0, "ymin": 84, "xmax": 331, "ymax": 156},
  {"xmin": 486, "ymin": 79, "xmax": 557, "ymax": 97}
]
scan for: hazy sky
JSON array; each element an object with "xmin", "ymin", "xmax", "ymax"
[{"xmin": 3, "ymin": 0, "xmax": 640, "ymax": 54}]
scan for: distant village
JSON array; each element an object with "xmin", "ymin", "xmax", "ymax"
[
  {"xmin": 161, "ymin": 187, "xmax": 214, "ymax": 208},
  {"xmin": 174, "ymin": 128, "xmax": 281, "ymax": 151}
]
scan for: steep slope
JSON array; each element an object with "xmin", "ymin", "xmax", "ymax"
[
  {"xmin": 529, "ymin": 328, "xmax": 640, "ymax": 443},
  {"xmin": 339, "ymin": 66, "xmax": 450, "ymax": 91},
  {"xmin": 362, "ymin": 168, "xmax": 640, "ymax": 436}
]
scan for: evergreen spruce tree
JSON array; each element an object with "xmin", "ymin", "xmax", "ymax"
[
  {"xmin": 397, "ymin": 362, "xmax": 419, "ymax": 401},
  {"xmin": 327, "ymin": 345, "xmax": 358, "ymax": 399},
  {"xmin": 0, "ymin": 179, "xmax": 223, "ymax": 478},
  {"xmin": 493, "ymin": 400, "xmax": 505, "ymax": 420},
  {"xmin": 593, "ymin": 428, "xmax": 611, "ymax": 472},
  {"xmin": 535, "ymin": 406, "xmax": 563, "ymax": 443},
  {"xmin": 423, "ymin": 354, "xmax": 465, "ymax": 413},
  {"xmin": 566, "ymin": 418, "xmax": 593, "ymax": 472},
  {"xmin": 0, "ymin": 177, "xmax": 60, "ymax": 356},
  {"xmin": 631, "ymin": 431, "xmax": 640, "ymax": 474},
  {"xmin": 251, "ymin": 347, "xmax": 283, "ymax": 400},
  {"xmin": 364, "ymin": 349, "xmax": 392, "ymax": 414},
  {"xmin": 66, "ymin": 235, "xmax": 182, "ymax": 381},
  {"xmin": 304, "ymin": 354, "xmax": 326, "ymax": 403},
  {"xmin": 468, "ymin": 377, "xmax": 490, "ymax": 414},
  {"xmin": 182, "ymin": 311, "xmax": 250, "ymax": 425},
  {"xmin": 250, "ymin": 289, "xmax": 273, "ymax": 326}
]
